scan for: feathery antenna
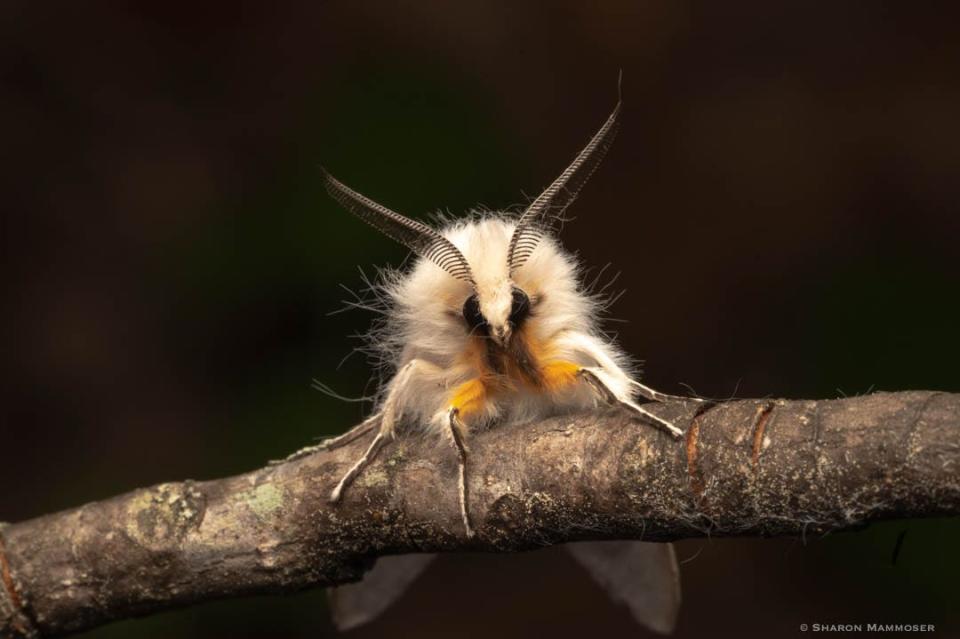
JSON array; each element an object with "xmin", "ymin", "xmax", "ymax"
[
  {"xmin": 507, "ymin": 80, "xmax": 622, "ymax": 272},
  {"xmin": 321, "ymin": 168, "xmax": 476, "ymax": 284}
]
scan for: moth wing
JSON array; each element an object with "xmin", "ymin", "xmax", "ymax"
[
  {"xmin": 327, "ymin": 553, "xmax": 438, "ymax": 631},
  {"xmin": 566, "ymin": 541, "xmax": 681, "ymax": 635}
]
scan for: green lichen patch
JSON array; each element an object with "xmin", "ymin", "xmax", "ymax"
[
  {"xmin": 125, "ymin": 482, "xmax": 206, "ymax": 549},
  {"xmin": 244, "ymin": 483, "xmax": 285, "ymax": 520}
]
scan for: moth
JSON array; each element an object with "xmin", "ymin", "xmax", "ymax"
[{"xmin": 310, "ymin": 90, "xmax": 701, "ymax": 633}]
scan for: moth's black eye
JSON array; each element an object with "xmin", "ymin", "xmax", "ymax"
[
  {"xmin": 509, "ymin": 288, "xmax": 531, "ymax": 326},
  {"xmin": 462, "ymin": 294, "xmax": 487, "ymax": 332}
]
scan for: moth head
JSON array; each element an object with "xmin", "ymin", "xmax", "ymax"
[
  {"xmin": 462, "ymin": 279, "xmax": 531, "ymax": 347},
  {"xmin": 322, "ymin": 84, "xmax": 621, "ymax": 348}
]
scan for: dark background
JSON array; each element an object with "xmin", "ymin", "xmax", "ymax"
[{"xmin": 3, "ymin": 1, "xmax": 959, "ymax": 637}]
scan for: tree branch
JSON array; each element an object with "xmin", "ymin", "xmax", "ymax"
[{"xmin": 1, "ymin": 391, "xmax": 958, "ymax": 638}]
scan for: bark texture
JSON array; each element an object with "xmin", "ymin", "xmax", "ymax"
[{"xmin": 1, "ymin": 391, "xmax": 958, "ymax": 638}]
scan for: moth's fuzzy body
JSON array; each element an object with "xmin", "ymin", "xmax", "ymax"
[
  {"xmin": 370, "ymin": 215, "xmax": 633, "ymax": 434},
  {"xmin": 316, "ymin": 90, "xmax": 697, "ymax": 538},
  {"xmin": 312, "ymin": 87, "xmax": 691, "ymax": 636}
]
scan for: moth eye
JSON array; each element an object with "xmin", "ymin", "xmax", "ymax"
[
  {"xmin": 509, "ymin": 288, "xmax": 531, "ymax": 326},
  {"xmin": 462, "ymin": 294, "xmax": 487, "ymax": 332}
]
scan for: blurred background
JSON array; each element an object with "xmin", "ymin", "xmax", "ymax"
[{"xmin": 2, "ymin": 1, "xmax": 959, "ymax": 637}]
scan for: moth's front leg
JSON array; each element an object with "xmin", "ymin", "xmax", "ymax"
[
  {"xmin": 535, "ymin": 359, "xmax": 683, "ymax": 438},
  {"xmin": 560, "ymin": 331, "xmax": 705, "ymax": 403},
  {"xmin": 330, "ymin": 359, "xmax": 433, "ymax": 503},
  {"xmin": 439, "ymin": 378, "xmax": 488, "ymax": 539},
  {"xmin": 577, "ymin": 366, "xmax": 684, "ymax": 439}
]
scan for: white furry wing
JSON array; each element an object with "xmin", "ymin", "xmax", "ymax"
[
  {"xmin": 566, "ymin": 541, "xmax": 681, "ymax": 634},
  {"xmin": 326, "ymin": 553, "xmax": 438, "ymax": 631}
]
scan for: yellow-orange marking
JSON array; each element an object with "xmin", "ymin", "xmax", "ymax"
[
  {"xmin": 540, "ymin": 360, "xmax": 582, "ymax": 393},
  {"xmin": 449, "ymin": 378, "xmax": 489, "ymax": 421}
]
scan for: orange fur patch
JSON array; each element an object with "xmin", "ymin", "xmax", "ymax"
[
  {"xmin": 450, "ymin": 378, "xmax": 488, "ymax": 420},
  {"xmin": 451, "ymin": 325, "xmax": 583, "ymax": 418},
  {"xmin": 540, "ymin": 360, "xmax": 582, "ymax": 393}
]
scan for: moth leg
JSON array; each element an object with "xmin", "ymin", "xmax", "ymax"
[
  {"xmin": 539, "ymin": 359, "xmax": 683, "ymax": 437},
  {"xmin": 447, "ymin": 408, "xmax": 475, "ymax": 538},
  {"xmin": 272, "ymin": 413, "xmax": 381, "ymax": 465},
  {"xmin": 579, "ymin": 367, "xmax": 684, "ymax": 439},
  {"xmin": 330, "ymin": 429, "xmax": 388, "ymax": 503},
  {"xmin": 329, "ymin": 359, "xmax": 426, "ymax": 503},
  {"xmin": 629, "ymin": 380, "xmax": 705, "ymax": 404},
  {"xmin": 442, "ymin": 378, "xmax": 488, "ymax": 538},
  {"xmin": 559, "ymin": 331, "xmax": 704, "ymax": 405},
  {"xmin": 317, "ymin": 413, "xmax": 382, "ymax": 451}
]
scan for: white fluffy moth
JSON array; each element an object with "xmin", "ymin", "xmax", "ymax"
[{"xmin": 307, "ymin": 85, "xmax": 701, "ymax": 633}]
